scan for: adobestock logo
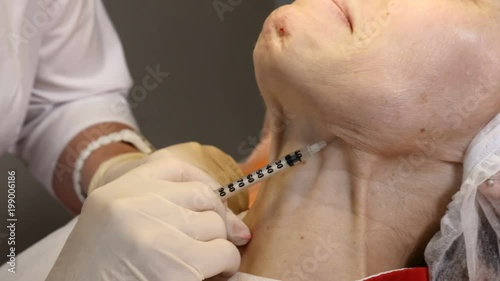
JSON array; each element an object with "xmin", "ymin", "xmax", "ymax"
[
  {"xmin": 237, "ymin": 106, "xmax": 297, "ymax": 157},
  {"xmin": 341, "ymin": 0, "xmax": 404, "ymax": 59},
  {"xmin": 9, "ymin": 0, "xmax": 70, "ymax": 50},
  {"xmin": 213, "ymin": 0, "xmax": 244, "ymax": 22}
]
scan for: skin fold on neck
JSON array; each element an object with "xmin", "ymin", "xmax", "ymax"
[{"xmin": 237, "ymin": 120, "xmax": 463, "ymax": 281}]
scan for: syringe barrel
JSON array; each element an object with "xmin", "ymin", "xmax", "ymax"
[
  {"xmin": 216, "ymin": 150, "xmax": 308, "ymax": 199},
  {"xmin": 215, "ymin": 141, "xmax": 326, "ymax": 199}
]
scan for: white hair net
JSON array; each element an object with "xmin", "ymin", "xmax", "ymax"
[{"xmin": 425, "ymin": 113, "xmax": 500, "ymax": 280}]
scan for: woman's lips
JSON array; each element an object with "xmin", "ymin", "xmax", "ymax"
[{"xmin": 329, "ymin": 0, "xmax": 352, "ymax": 31}]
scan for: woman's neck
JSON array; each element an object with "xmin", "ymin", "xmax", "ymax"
[{"xmin": 239, "ymin": 137, "xmax": 462, "ymax": 281}]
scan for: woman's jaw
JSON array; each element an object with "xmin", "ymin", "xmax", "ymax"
[{"xmin": 253, "ymin": 0, "xmax": 500, "ymax": 162}]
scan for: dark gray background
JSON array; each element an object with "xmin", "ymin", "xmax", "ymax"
[{"xmin": 0, "ymin": 0, "xmax": 277, "ymax": 264}]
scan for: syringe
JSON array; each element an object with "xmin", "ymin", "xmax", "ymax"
[{"xmin": 215, "ymin": 141, "xmax": 327, "ymax": 199}]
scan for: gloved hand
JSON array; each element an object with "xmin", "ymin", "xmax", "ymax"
[
  {"xmin": 86, "ymin": 151, "xmax": 148, "ymax": 195},
  {"xmin": 87, "ymin": 142, "xmax": 250, "ymax": 214},
  {"xmin": 46, "ymin": 153, "xmax": 251, "ymax": 281}
]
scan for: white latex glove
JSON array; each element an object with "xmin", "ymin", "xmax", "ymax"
[
  {"xmin": 88, "ymin": 142, "xmax": 250, "ymax": 214},
  {"xmin": 46, "ymin": 153, "xmax": 251, "ymax": 281},
  {"xmin": 87, "ymin": 151, "xmax": 148, "ymax": 195}
]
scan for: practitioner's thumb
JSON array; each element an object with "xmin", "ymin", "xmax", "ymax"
[{"xmin": 225, "ymin": 207, "xmax": 251, "ymax": 246}]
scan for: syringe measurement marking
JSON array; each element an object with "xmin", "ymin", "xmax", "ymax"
[{"xmin": 217, "ymin": 150, "xmax": 303, "ymax": 198}]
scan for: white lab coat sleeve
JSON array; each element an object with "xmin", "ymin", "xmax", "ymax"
[{"xmin": 15, "ymin": 0, "xmax": 138, "ymax": 196}]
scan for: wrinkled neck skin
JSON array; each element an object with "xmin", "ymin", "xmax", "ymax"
[{"xmin": 238, "ymin": 118, "xmax": 463, "ymax": 281}]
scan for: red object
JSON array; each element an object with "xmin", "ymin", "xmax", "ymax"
[{"xmin": 363, "ymin": 268, "xmax": 429, "ymax": 281}]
